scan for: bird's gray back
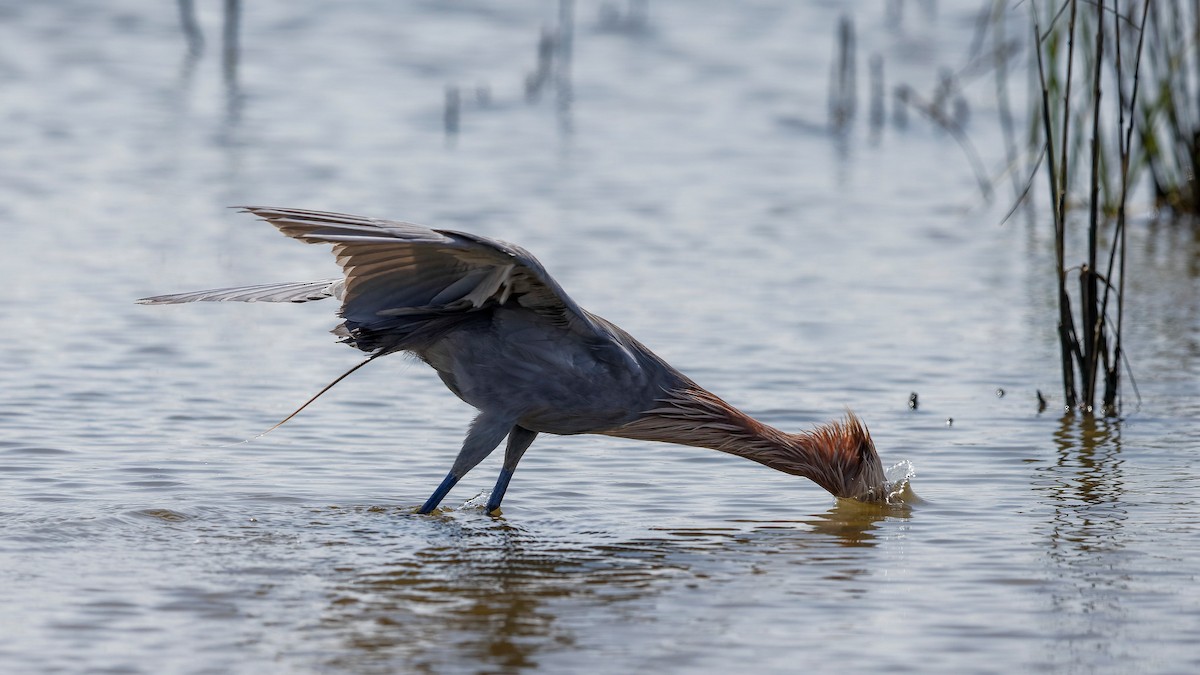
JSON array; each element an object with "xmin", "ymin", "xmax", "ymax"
[{"xmin": 418, "ymin": 307, "xmax": 684, "ymax": 435}]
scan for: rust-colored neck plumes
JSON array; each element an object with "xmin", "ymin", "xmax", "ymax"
[{"xmin": 605, "ymin": 386, "xmax": 886, "ymax": 501}]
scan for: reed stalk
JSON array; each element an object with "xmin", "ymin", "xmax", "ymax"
[{"xmin": 1030, "ymin": 0, "xmax": 1151, "ymax": 415}]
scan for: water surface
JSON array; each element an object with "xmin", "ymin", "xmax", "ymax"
[{"xmin": 1, "ymin": 2, "xmax": 1198, "ymax": 673}]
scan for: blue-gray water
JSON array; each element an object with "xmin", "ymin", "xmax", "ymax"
[{"xmin": 1, "ymin": 2, "xmax": 1198, "ymax": 673}]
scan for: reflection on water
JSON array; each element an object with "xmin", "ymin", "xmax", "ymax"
[
  {"xmin": 220, "ymin": 0, "xmax": 243, "ymax": 128},
  {"xmin": 319, "ymin": 515, "xmax": 684, "ymax": 671},
  {"xmin": 801, "ymin": 498, "xmax": 911, "ymax": 548},
  {"xmin": 314, "ymin": 501, "xmax": 910, "ymax": 671},
  {"xmin": 178, "ymin": 0, "xmax": 241, "ymax": 135},
  {"xmin": 1041, "ymin": 414, "xmax": 1126, "ymax": 561},
  {"xmin": 1036, "ymin": 414, "xmax": 1128, "ymax": 670},
  {"xmin": 321, "ymin": 517, "xmax": 603, "ymax": 671},
  {"xmin": 176, "ymin": 0, "xmax": 203, "ymax": 82}
]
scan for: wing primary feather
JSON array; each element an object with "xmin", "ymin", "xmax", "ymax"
[
  {"xmin": 251, "ymin": 352, "xmax": 385, "ymax": 440},
  {"xmin": 136, "ymin": 279, "xmax": 340, "ymax": 304}
]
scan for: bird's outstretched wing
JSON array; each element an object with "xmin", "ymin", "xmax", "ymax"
[
  {"xmin": 239, "ymin": 206, "xmax": 602, "ymax": 338},
  {"xmin": 137, "ymin": 279, "xmax": 343, "ymax": 305}
]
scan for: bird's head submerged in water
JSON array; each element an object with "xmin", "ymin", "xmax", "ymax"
[
  {"xmin": 605, "ymin": 387, "xmax": 888, "ymax": 502},
  {"xmin": 797, "ymin": 413, "xmax": 888, "ymax": 501}
]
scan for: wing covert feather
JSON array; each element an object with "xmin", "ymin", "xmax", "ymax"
[{"xmin": 240, "ymin": 207, "xmax": 600, "ymax": 337}]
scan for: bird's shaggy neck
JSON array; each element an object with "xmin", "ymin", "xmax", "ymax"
[{"xmin": 604, "ymin": 386, "xmax": 884, "ymax": 500}]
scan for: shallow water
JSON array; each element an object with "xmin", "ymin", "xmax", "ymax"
[{"xmin": 2, "ymin": 2, "xmax": 1199, "ymax": 673}]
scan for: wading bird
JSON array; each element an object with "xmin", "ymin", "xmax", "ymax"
[{"xmin": 139, "ymin": 208, "xmax": 887, "ymax": 513}]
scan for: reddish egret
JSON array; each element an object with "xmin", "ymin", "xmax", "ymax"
[{"xmin": 139, "ymin": 208, "xmax": 887, "ymax": 513}]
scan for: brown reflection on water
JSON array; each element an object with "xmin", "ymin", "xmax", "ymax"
[
  {"xmin": 1036, "ymin": 414, "xmax": 1128, "ymax": 667},
  {"xmin": 318, "ymin": 517, "xmax": 683, "ymax": 672},
  {"xmin": 315, "ymin": 502, "xmax": 904, "ymax": 671},
  {"xmin": 802, "ymin": 496, "xmax": 913, "ymax": 547}
]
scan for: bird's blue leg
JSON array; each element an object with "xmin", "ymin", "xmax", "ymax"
[
  {"xmin": 486, "ymin": 469, "xmax": 515, "ymax": 515},
  {"xmin": 486, "ymin": 426, "xmax": 538, "ymax": 515},
  {"xmin": 418, "ymin": 472, "xmax": 459, "ymax": 514},
  {"xmin": 416, "ymin": 412, "xmax": 513, "ymax": 514}
]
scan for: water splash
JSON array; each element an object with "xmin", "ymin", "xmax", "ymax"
[
  {"xmin": 883, "ymin": 459, "xmax": 917, "ymax": 505},
  {"xmin": 460, "ymin": 492, "xmax": 492, "ymax": 511}
]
